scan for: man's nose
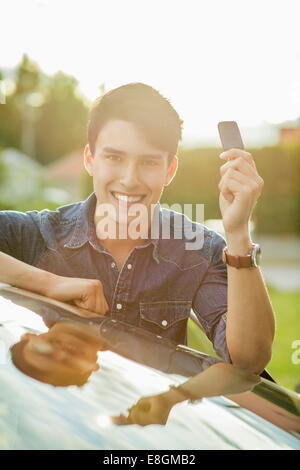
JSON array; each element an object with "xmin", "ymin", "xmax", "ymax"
[{"xmin": 119, "ymin": 160, "xmax": 140, "ymax": 189}]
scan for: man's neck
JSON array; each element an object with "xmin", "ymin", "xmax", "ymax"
[
  {"xmin": 94, "ymin": 211, "xmax": 151, "ymax": 269},
  {"xmin": 99, "ymin": 235, "xmax": 147, "ymax": 252}
]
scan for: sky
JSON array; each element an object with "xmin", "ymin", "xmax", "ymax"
[{"xmin": 1, "ymin": 0, "xmax": 300, "ymax": 146}]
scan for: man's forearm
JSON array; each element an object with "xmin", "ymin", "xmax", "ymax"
[
  {"xmin": 225, "ymin": 231, "xmax": 275, "ymax": 374},
  {"xmin": 0, "ymin": 251, "xmax": 109, "ymax": 316},
  {"xmin": 0, "ymin": 251, "xmax": 55, "ymax": 296}
]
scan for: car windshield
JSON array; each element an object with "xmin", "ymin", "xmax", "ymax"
[{"xmin": 0, "ymin": 284, "xmax": 299, "ymax": 450}]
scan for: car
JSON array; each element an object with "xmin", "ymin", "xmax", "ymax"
[{"xmin": 0, "ymin": 283, "xmax": 299, "ymax": 450}]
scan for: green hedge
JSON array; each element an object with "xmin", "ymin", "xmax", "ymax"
[{"xmin": 160, "ymin": 144, "xmax": 300, "ymax": 235}]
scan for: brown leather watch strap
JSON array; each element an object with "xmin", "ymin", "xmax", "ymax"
[{"xmin": 222, "ymin": 247, "xmax": 252, "ymax": 268}]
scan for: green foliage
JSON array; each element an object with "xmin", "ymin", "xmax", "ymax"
[
  {"xmin": 265, "ymin": 286, "xmax": 300, "ymax": 392},
  {"xmin": 35, "ymin": 72, "xmax": 89, "ymax": 165},
  {"xmin": 188, "ymin": 320, "xmax": 219, "ymax": 359},
  {"xmin": 160, "ymin": 145, "xmax": 300, "ymax": 235},
  {"xmin": 0, "ymin": 54, "xmax": 89, "ymax": 165},
  {"xmin": 15, "ymin": 54, "xmax": 40, "ymax": 95},
  {"xmin": 0, "ymin": 155, "xmax": 6, "ymax": 184}
]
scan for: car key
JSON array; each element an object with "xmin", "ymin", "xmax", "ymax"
[{"xmin": 218, "ymin": 121, "xmax": 244, "ymax": 151}]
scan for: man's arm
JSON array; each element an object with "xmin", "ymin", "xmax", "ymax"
[
  {"xmin": 0, "ymin": 251, "xmax": 109, "ymax": 317},
  {"xmin": 225, "ymin": 231, "xmax": 275, "ymax": 374},
  {"xmin": 218, "ymin": 149, "xmax": 275, "ymax": 375},
  {"xmin": 0, "ymin": 211, "xmax": 109, "ymax": 316}
]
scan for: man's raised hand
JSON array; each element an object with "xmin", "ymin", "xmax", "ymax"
[{"xmin": 218, "ymin": 149, "xmax": 264, "ymax": 234}]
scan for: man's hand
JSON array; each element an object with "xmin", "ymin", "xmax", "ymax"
[
  {"xmin": 44, "ymin": 275, "xmax": 109, "ymax": 318},
  {"xmin": 118, "ymin": 393, "xmax": 174, "ymax": 426},
  {"xmin": 0, "ymin": 252, "xmax": 109, "ymax": 318},
  {"xmin": 218, "ymin": 149, "xmax": 264, "ymax": 235}
]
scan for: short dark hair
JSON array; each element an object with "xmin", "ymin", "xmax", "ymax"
[{"xmin": 87, "ymin": 83, "xmax": 183, "ymax": 163}]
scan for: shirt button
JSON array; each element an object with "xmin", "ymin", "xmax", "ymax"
[
  {"xmin": 161, "ymin": 320, "xmax": 168, "ymax": 327},
  {"xmin": 111, "ymin": 262, "xmax": 116, "ymax": 268},
  {"xmin": 127, "ymin": 264, "xmax": 132, "ymax": 270},
  {"xmin": 116, "ymin": 303, "xmax": 122, "ymax": 310}
]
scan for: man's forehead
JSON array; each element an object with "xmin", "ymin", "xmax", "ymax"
[
  {"xmin": 94, "ymin": 119, "xmax": 169, "ymax": 158},
  {"xmin": 101, "ymin": 146, "xmax": 165, "ymax": 160}
]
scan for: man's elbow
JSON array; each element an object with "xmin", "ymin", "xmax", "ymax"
[{"xmin": 230, "ymin": 345, "xmax": 272, "ymax": 376}]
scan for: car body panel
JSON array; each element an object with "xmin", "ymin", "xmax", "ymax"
[{"xmin": 0, "ymin": 285, "xmax": 299, "ymax": 450}]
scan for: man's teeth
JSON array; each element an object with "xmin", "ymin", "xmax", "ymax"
[{"xmin": 113, "ymin": 193, "xmax": 144, "ymax": 202}]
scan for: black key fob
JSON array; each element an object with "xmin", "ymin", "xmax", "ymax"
[{"xmin": 218, "ymin": 121, "xmax": 244, "ymax": 151}]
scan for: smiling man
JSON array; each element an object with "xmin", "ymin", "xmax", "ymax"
[
  {"xmin": 84, "ymin": 118, "xmax": 178, "ymax": 268},
  {"xmin": 0, "ymin": 83, "xmax": 275, "ymax": 374}
]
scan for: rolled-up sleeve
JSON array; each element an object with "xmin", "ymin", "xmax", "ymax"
[{"xmin": 192, "ymin": 231, "xmax": 231, "ymax": 363}]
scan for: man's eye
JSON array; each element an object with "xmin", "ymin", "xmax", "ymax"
[
  {"xmin": 143, "ymin": 160, "xmax": 158, "ymax": 166},
  {"xmin": 106, "ymin": 155, "xmax": 121, "ymax": 162}
]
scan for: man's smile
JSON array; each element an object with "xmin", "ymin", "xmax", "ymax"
[{"xmin": 110, "ymin": 191, "xmax": 147, "ymax": 205}]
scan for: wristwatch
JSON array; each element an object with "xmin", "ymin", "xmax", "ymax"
[{"xmin": 222, "ymin": 242, "xmax": 261, "ymax": 268}]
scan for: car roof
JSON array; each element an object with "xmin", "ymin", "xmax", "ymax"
[{"xmin": 0, "ymin": 284, "xmax": 299, "ymax": 450}]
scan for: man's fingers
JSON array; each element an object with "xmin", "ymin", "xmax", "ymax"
[
  {"xmin": 103, "ymin": 297, "xmax": 109, "ymax": 314},
  {"xmin": 94, "ymin": 284, "xmax": 109, "ymax": 315},
  {"xmin": 219, "ymin": 159, "xmax": 264, "ymax": 194},
  {"xmin": 96, "ymin": 292, "xmax": 108, "ymax": 315},
  {"xmin": 220, "ymin": 157, "xmax": 257, "ymax": 179},
  {"xmin": 86, "ymin": 280, "xmax": 107, "ymax": 315},
  {"xmin": 73, "ymin": 299, "xmax": 99, "ymax": 317},
  {"xmin": 219, "ymin": 177, "xmax": 245, "ymax": 201},
  {"xmin": 73, "ymin": 293, "xmax": 105, "ymax": 317},
  {"xmin": 219, "ymin": 168, "xmax": 263, "ymax": 199},
  {"xmin": 220, "ymin": 149, "xmax": 257, "ymax": 171},
  {"xmin": 48, "ymin": 276, "xmax": 109, "ymax": 317}
]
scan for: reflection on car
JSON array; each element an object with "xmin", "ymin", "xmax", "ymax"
[{"xmin": 0, "ymin": 283, "xmax": 299, "ymax": 450}]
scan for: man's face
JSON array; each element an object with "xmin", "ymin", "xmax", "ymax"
[{"xmin": 84, "ymin": 120, "xmax": 177, "ymax": 235}]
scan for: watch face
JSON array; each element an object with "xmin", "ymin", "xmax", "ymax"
[{"xmin": 252, "ymin": 244, "xmax": 261, "ymax": 267}]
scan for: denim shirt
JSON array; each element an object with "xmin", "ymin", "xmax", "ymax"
[{"xmin": 0, "ymin": 193, "xmax": 230, "ymax": 362}]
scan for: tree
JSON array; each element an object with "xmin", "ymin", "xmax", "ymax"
[
  {"xmin": 35, "ymin": 71, "xmax": 89, "ymax": 164},
  {"xmin": 0, "ymin": 55, "xmax": 90, "ymax": 165}
]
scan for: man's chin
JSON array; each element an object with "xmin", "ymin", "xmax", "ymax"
[{"xmin": 95, "ymin": 207, "xmax": 151, "ymax": 240}]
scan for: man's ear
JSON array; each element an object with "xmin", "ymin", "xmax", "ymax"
[
  {"xmin": 84, "ymin": 144, "xmax": 94, "ymax": 176},
  {"xmin": 164, "ymin": 155, "xmax": 178, "ymax": 186}
]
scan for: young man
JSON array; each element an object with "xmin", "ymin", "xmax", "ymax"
[{"xmin": 0, "ymin": 83, "xmax": 275, "ymax": 374}]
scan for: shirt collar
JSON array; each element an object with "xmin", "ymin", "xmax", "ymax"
[
  {"xmin": 64, "ymin": 193, "xmax": 161, "ymax": 263},
  {"xmin": 64, "ymin": 192, "xmax": 96, "ymax": 250}
]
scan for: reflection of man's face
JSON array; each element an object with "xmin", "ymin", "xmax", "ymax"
[{"xmin": 21, "ymin": 323, "xmax": 100, "ymax": 381}]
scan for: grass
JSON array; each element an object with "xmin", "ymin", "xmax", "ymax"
[{"xmin": 187, "ymin": 285, "xmax": 300, "ymax": 392}]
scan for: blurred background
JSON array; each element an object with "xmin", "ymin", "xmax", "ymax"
[{"xmin": 0, "ymin": 0, "xmax": 299, "ymax": 391}]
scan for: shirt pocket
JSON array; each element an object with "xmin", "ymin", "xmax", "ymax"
[{"xmin": 139, "ymin": 301, "xmax": 192, "ymax": 339}]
